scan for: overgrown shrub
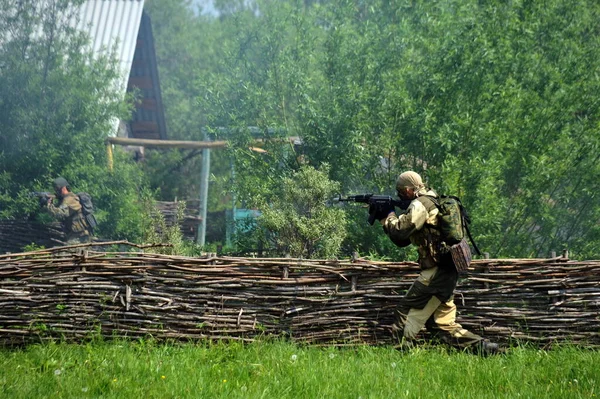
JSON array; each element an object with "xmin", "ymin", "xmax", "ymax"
[{"xmin": 258, "ymin": 164, "xmax": 347, "ymax": 259}]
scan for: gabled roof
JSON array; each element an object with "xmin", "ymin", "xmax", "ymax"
[
  {"xmin": 75, "ymin": 0, "xmax": 145, "ymax": 93},
  {"xmin": 75, "ymin": 0, "xmax": 167, "ymax": 139},
  {"xmin": 127, "ymin": 11, "xmax": 168, "ymax": 140}
]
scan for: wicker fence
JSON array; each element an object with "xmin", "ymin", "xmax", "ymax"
[
  {"xmin": 0, "ymin": 220, "xmax": 65, "ymax": 254},
  {"xmin": 0, "ymin": 243, "xmax": 598, "ymax": 347}
]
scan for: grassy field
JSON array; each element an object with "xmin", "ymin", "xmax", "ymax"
[{"xmin": 0, "ymin": 339, "xmax": 597, "ymax": 398}]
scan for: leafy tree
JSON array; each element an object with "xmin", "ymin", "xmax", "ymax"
[
  {"xmin": 382, "ymin": 0, "xmax": 600, "ymax": 258},
  {"xmin": 0, "ymin": 0, "xmax": 152, "ymax": 243},
  {"xmin": 145, "ymin": 0, "xmax": 600, "ymax": 259}
]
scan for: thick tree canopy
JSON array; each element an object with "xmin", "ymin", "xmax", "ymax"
[
  {"xmin": 3, "ymin": 0, "xmax": 597, "ymax": 259},
  {"xmin": 146, "ymin": 0, "xmax": 600, "ymax": 259}
]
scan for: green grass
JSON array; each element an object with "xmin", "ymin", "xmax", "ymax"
[{"xmin": 0, "ymin": 339, "xmax": 597, "ymax": 398}]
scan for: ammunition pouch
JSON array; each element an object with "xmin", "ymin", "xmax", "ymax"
[
  {"xmin": 70, "ymin": 214, "xmax": 88, "ymax": 234},
  {"xmin": 447, "ymin": 239, "xmax": 472, "ymax": 273}
]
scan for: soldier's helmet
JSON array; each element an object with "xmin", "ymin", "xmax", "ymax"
[{"xmin": 53, "ymin": 177, "xmax": 70, "ymax": 191}]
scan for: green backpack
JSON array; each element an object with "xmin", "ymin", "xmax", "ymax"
[
  {"xmin": 421, "ymin": 195, "xmax": 481, "ymax": 255},
  {"xmin": 77, "ymin": 192, "xmax": 98, "ymax": 234},
  {"xmin": 435, "ymin": 195, "xmax": 466, "ymax": 245}
]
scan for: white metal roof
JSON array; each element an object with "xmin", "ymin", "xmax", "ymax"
[{"xmin": 75, "ymin": 0, "xmax": 145, "ymax": 92}]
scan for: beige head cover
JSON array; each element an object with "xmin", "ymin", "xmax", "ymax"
[{"xmin": 396, "ymin": 171, "xmax": 425, "ymax": 192}]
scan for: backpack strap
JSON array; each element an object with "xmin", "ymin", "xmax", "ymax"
[
  {"xmin": 464, "ymin": 221, "xmax": 482, "ymax": 255},
  {"xmin": 414, "ymin": 196, "xmax": 442, "ymax": 258},
  {"xmin": 415, "ymin": 195, "xmax": 438, "ymax": 213}
]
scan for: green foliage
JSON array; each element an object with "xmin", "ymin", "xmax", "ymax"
[
  {"xmin": 386, "ymin": 0, "xmax": 600, "ymax": 259},
  {"xmin": 22, "ymin": 243, "xmax": 46, "ymax": 252},
  {"xmin": 146, "ymin": 0, "xmax": 600, "ymax": 259},
  {"xmin": 258, "ymin": 164, "xmax": 347, "ymax": 258},
  {"xmin": 143, "ymin": 0, "xmax": 235, "ymax": 204},
  {"xmin": 0, "ymin": 0, "xmax": 129, "ymax": 182},
  {"xmin": 0, "ymin": 0, "xmax": 153, "ymax": 244},
  {"xmin": 140, "ymin": 199, "xmax": 188, "ymax": 255}
]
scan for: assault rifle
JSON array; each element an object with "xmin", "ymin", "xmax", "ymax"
[
  {"xmin": 336, "ymin": 194, "xmax": 412, "ymax": 225},
  {"xmin": 29, "ymin": 191, "xmax": 55, "ymax": 207}
]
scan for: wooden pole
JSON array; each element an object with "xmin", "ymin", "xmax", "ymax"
[
  {"xmin": 106, "ymin": 142, "xmax": 114, "ymax": 172},
  {"xmin": 106, "ymin": 137, "xmax": 228, "ymax": 149},
  {"xmin": 105, "ymin": 133, "xmax": 296, "ymax": 244}
]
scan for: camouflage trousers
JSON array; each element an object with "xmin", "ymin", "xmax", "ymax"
[
  {"xmin": 65, "ymin": 234, "xmax": 92, "ymax": 246},
  {"xmin": 52, "ymin": 235, "xmax": 92, "ymax": 256},
  {"xmin": 396, "ymin": 266, "xmax": 483, "ymax": 348}
]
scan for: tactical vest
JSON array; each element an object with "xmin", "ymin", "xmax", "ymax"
[
  {"xmin": 62, "ymin": 193, "xmax": 89, "ymax": 236},
  {"xmin": 416, "ymin": 195, "xmax": 473, "ymax": 272},
  {"xmin": 411, "ymin": 196, "xmax": 446, "ymax": 266}
]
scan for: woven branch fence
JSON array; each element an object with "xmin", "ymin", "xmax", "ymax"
[
  {"xmin": 0, "ymin": 203, "xmax": 199, "ymax": 254},
  {"xmin": 0, "ymin": 243, "xmax": 598, "ymax": 347},
  {"xmin": 0, "ymin": 221, "xmax": 65, "ymax": 254}
]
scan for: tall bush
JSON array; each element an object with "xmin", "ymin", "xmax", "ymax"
[{"xmin": 258, "ymin": 164, "xmax": 347, "ymax": 258}]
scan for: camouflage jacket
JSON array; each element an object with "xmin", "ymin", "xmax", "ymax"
[
  {"xmin": 47, "ymin": 192, "xmax": 90, "ymax": 240},
  {"xmin": 382, "ymin": 189, "xmax": 445, "ymax": 270}
]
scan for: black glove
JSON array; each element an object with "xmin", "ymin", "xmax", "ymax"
[
  {"xmin": 39, "ymin": 195, "xmax": 49, "ymax": 207},
  {"xmin": 369, "ymin": 203, "xmax": 395, "ymax": 221}
]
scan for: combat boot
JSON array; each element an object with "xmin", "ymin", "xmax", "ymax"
[{"xmin": 476, "ymin": 340, "xmax": 501, "ymax": 356}]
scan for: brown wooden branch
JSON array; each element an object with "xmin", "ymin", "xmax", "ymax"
[{"xmin": 1, "ymin": 251, "xmax": 599, "ymax": 347}]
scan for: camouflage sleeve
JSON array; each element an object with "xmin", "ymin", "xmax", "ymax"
[
  {"xmin": 47, "ymin": 195, "xmax": 80, "ymax": 221},
  {"xmin": 47, "ymin": 202, "xmax": 69, "ymax": 221},
  {"xmin": 382, "ymin": 200, "xmax": 428, "ymax": 242}
]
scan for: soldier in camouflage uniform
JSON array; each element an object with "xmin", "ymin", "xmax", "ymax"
[
  {"xmin": 44, "ymin": 177, "xmax": 92, "ymax": 245},
  {"xmin": 378, "ymin": 171, "xmax": 498, "ymax": 353}
]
